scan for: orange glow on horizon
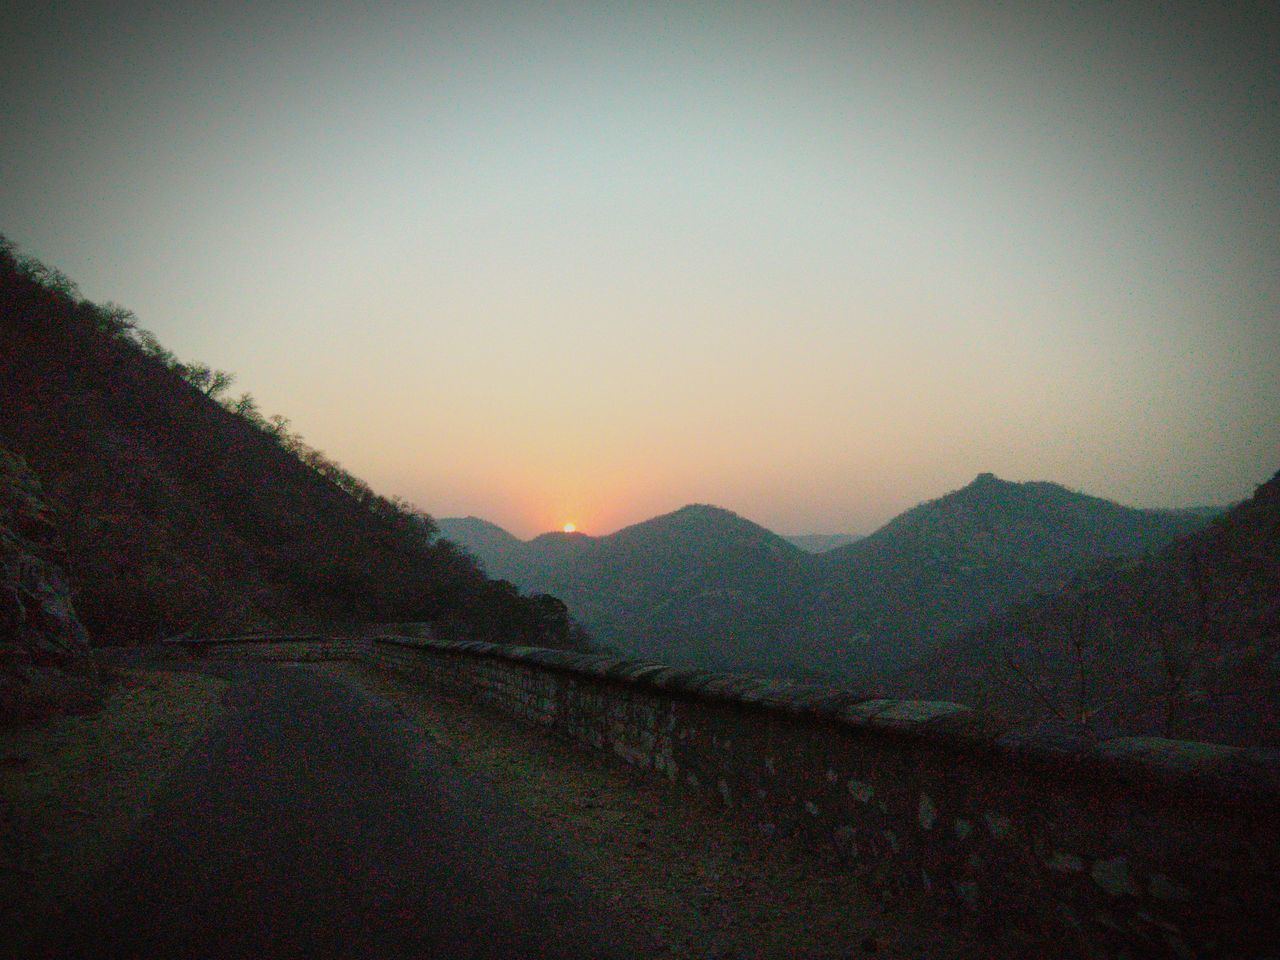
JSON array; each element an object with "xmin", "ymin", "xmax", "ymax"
[{"xmin": 562, "ymin": 522, "xmax": 576, "ymax": 533}]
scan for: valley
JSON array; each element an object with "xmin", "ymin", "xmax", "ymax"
[{"xmin": 438, "ymin": 476, "xmax": 1223, "ymax": 684}]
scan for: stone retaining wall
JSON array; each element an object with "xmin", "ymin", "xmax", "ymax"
[{"xmin": 170, "ymin": 634, "xmax": 1280, "ymax": 959}]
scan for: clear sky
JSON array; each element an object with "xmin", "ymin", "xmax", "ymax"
[{"xmin": 3, "ymin": 1, "xmax": 1276, "ymax": 538}]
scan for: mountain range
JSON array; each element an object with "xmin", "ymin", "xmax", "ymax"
[
  {"xmin": 437, "ymin": 475, "xmax": 1221, "ymax": 681},
  {"xmin": 894, "ymin": 470, "xmax": 1279, "ymax": 747},
  {"xmin": 6, "ymin": 235, "xmax": 1272, "ymax": 745}
]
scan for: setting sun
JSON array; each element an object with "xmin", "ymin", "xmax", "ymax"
[{"xmin": 562, "ymin": 523, "xmax": 576, "ymax": 534}]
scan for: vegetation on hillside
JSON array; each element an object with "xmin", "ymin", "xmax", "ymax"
[
  {"xmin": 442, "ymin": 506, "xmax": 817, "ymax": 675},
  {"xmin": 898, "ymin": 472, "xmax": 1280, "ymax": 747},
  {"xmin": 796, "ymin": 473, "xmax": 1220, "ymax": 675},
  {"xmin": 0, "ymin": 235, "xmax": 579, "ymax": 648},
  {"xmin": 442, "ymin": 481, "xmax": 1221, "ymax": 682}
]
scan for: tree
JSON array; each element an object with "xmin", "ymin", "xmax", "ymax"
[
  {"xmin": 94, "ymin": 302, "xmax": 137, "ymax": 338},
  {"xmin": 223, "ymin": 391, "xmax": 263, "ymax": 423},
  {"xmin": 19, "ymin": 258, "xmax": 79, "ymax": 298},
  {"xmin": 132, "ymin": 329, "xmax": 177, "ymax": 367},
  {"xmin": 530, "ymin": 593, "xmax": 571, "ymax": 647},
  {"xmin": 177, "ymin": 361, "xmax": 235, "ymax": 399}
]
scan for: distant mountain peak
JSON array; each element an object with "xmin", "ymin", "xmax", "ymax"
[
  {"xmin": 436, "ymin": 516, "xmax": 524, "ymax": 549},
  {"xmin": 671, "ymin": 503, "xmax": 742, "ymax": 519},
  {"xmin": 454, "ymin": 515, "xmax": 511, "ymax": 530},
  {"xmin": 947, "ymin": 473, "xmax": 1077, "ymax": 508},
  {"xmin": 960, "ymin": 472, "xmax": 1035, "ymax": 495},
  {"xmin": 632, "ymin": 504, "xmax": 789, "ymax": 541},
  {"xmin": 616, "ymin": 503, "xmax": 751, "ymax": 534},
  {"xmin": 528, "ymin": 529, "xmax": 593, "ymax": 546},
  {"xmin": 682, "ymin": 502, "xmax": 719, "ymax": 510}
]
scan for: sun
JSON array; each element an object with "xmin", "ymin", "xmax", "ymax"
[{"xmin": 562, "ymin": 522, "xmax": 576, "ymax": 534}]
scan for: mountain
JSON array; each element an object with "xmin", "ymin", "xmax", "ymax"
[
  {"xmin": 435, "ymin": 517, "xmax": 529, "ymax": 579},
  {"xmin": 0, "ymin": 236, "xmax": 575, "ymax": 649},
  {"xmin": 788, "ymin": 473, "xmax": 1221, "ymax": 677},
  {"xmin": 435, "ymin": 517, "xmax": 595, "ymax": 587},
  {"xmin": 559, "ymin": 506, "xmax": 812, "ymax": 671},
  {"xmin": 440, "ymin": 477, "xmax": 1221, "ymax": 681},
  {"xmin": 782, "ymin": 533, "xmax": 863, "ymax": 554},
  {"xmin": 440, "ymin": 505, "xmax": 819, "ymax": 674},
  {"xmin": 895, "ymin": 471, "xmax": 1279, "ymax": 747}
]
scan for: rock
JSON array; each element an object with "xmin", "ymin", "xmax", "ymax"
[{"xmin": 1, "ymin": 447, "xmax": 101, "ymax": 723}]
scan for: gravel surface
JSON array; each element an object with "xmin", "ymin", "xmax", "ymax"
[{"xmin": 336, "ymin": 661, "xmax": 1040, "ymax": 960}]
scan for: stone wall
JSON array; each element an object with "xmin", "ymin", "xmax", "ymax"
[{"xmin": 170, "ymin": 634, "xmax": 1280, "ymax": 958}]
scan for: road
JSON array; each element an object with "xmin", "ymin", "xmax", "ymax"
[{"xmin": 36, "ymin": 661, "xmax": 639, "ymax": 959}]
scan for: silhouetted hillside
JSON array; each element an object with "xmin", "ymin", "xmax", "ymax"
[
  {"xmin": 897, "ymin": 471, "xmax": 1279, "ymax": 747},
  {"xmin": 570, "ymin": 506, "xmax": 813, "ymax": 670},
  {"xmin": 791, "ymin": 473, "xmax": 1220, "ymax": 676},
  {"xmin": 436, "ymin": 517, "xmax": 528, "ymax": 576},
  {"xmin": 0, "ymin": 237, "xmax": 575, "ymax": 648},
  {"xmin": 444, "ymin": 478, "xmax": 1221, "ymax": 681},
  {"xmin": 441, "ymin": 505, "xmax": 817, "ymax": 673}
]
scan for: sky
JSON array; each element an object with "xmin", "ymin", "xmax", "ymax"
[{"xmin": 3, "ymin": 1, "xmax": 1277, "ymax": 538}]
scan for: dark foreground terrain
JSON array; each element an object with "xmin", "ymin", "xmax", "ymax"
[
  {"xmin": 6, "ymin": 656, "xmax": 1038, "ymax": 959},
  {"xmin": 20, "ymin": 661, "xmax": 638, "ymax": 960}
]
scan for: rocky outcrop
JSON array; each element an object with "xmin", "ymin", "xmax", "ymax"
[{"xmin": 1, "ymin": 448, "xmax": 101, "ymax": 723}]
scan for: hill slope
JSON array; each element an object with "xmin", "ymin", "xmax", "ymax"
[
  {"xmin": 435, "ymin": 517, "xmax": 529, "ymax": 577},
  {"xmin": 441, "ymin": 505, "xmax": 818, "ymax": 674},
  {"xmin": 442, "ymin": 479, "xmax": 1218, "ymax": 679},
  {"xmin": 896, "ymin": 471, "xmax": 1280, "ymax": 746},
  {"xmin": 0, "ymin": 237, "xmax": 572, "ymax": 648},
  {"xmin": 790, "ymin": 473, "xmax": 1218, "ymax": 676}
]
